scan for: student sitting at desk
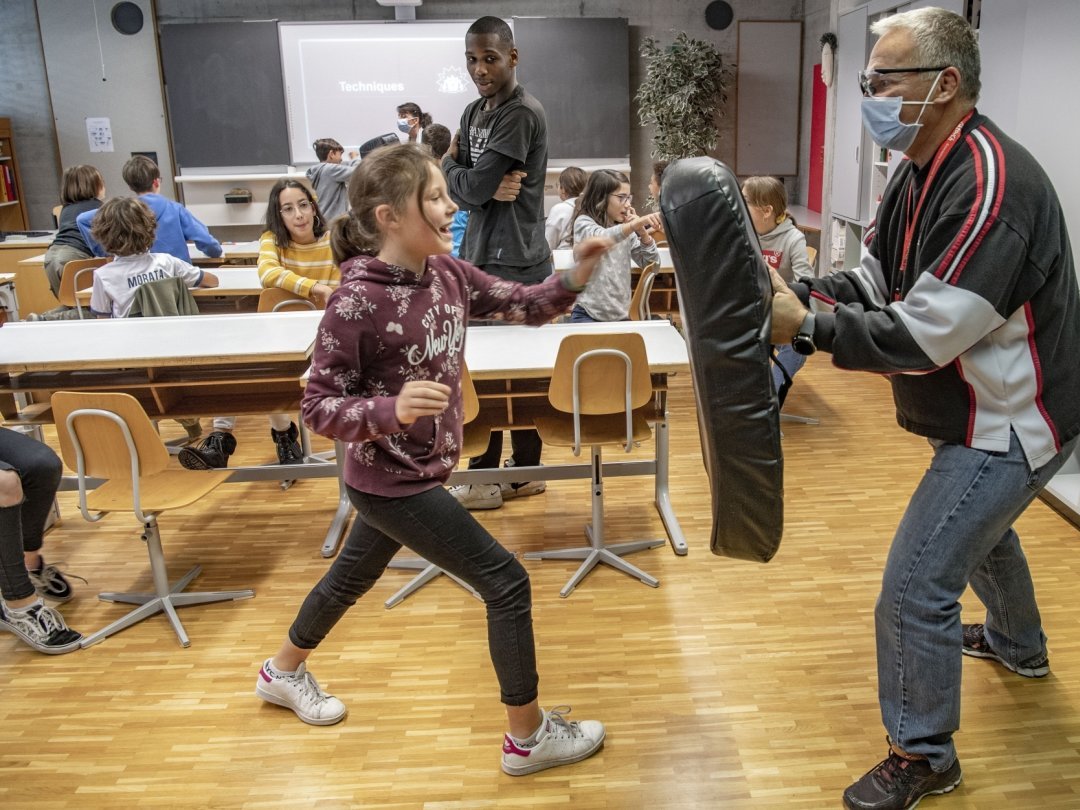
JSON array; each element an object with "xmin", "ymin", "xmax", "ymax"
[
  {"xmin": 742, "ymin": 176, "xmax": 813, "ymax": 403},
  {"xmin": 78, "ymin": 155, "xmax": 222, "ymax": 264},
  {"xmin": 88, "ymin": 197, "xmax": 218, "ymax": 318},
  {"xmin": 544, "ymin": 166, "xmax": 586, "ymax": 250},
  {"xmin": 35, "ymin": 165, "xmax": 105, "ymax": 321},
  {"xmin": 569, "ymin": 169, "xmax": 661, "ymax": 322},
  {"xmin": 179, "ymin": 179, "xmax": 337, "ymax": 471},
  {"xmin": 306, "ymin": 138, "xmax": 357, "ymax": 222},
  {"xmin": 256, "ymin": 143, "xmax": 611, "ymax": 776}
]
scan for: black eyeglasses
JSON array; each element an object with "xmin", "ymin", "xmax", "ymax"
[{"xmin": 858, "ymin": 66, "xmax": 948, "ymax": 97}]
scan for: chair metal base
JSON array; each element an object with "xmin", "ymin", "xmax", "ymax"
[
  {"xmin": 80, "ymin": 520, "xmax": 254, "ymax": 649},
  {"xmin": 385, "ymin": 558, "xmax": 483, "ymax": 609},
  {"xmin": 525, "ymin": 527, "xmax": 663, "ymax": 598},
  {"xmin": 780, "ymin": 412, "xmax": 819, "ymax": 425},
  {"xmin": 523, "ymin": 445, "xmax": 663, "ymax": 598}
]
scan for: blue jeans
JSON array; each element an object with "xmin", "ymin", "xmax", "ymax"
[
  {"xmin": 288, "ymin": 484, "xmax": 539, "ymax": 706},
  {"xmin": 771, "ymin": 343, "xmax": 806, "ymax": 396},
  {"xmin": 569, "ymin": 304, "xmax": 598, "ymax": 323},
  {"xmin": 876, "ymin": 430, "xmax": 1079, "ymax": 771}
]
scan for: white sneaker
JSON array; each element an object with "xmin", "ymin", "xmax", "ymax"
[
  {"xmin": 255, "ymin": 659, "xmax": 347, "ymax": 726},
  {"xmin": 499, "ymin": 459, "xmax": 546, "ymax": 500},
  {"xmin": 448, "ymin": 483, "xmax": 503, "ymax": 510},
  {"xmin": 501, "ymin": 706, "xmax": 605, "ymax": 776}
]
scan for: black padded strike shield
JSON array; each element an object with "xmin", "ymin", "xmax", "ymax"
[{"xmin": 660, "ymin": 157, "xmax": 784, "ymax": 562}]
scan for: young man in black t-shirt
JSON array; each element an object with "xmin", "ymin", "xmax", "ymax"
[{"xmin": 442, "ymin": 16, "xmax": 551, "ymax": 510}]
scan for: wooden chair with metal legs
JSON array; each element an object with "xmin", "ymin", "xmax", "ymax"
[
  {"xmin": 629, "ymin": 262, "xmax": 659, "ymax": 321},
  {"xmin": 525, "ymin": 332, "xmax": 665, "ymax": 597},
  {"xmin": 384, "ymin": 365, "xmax": 489, "ymax": 608},
  {"xmin": 257, "ymin": 288, "xmax": 320, "ymax": 313},
  {"xmin": 51, "ymin": 391, "xmax": 254, "ymax": 648},
  {"xmin": 58, "ymin": 257, "xmax": 110, "ymax": 318}
]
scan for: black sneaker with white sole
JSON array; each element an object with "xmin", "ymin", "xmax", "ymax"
[
  {"xmin": 0, "ymin": 600, "xmax": 82, "ymax": 654},
  {"xmin": 178, "ymin": 430, "xmax": 237, "ymax": 470},
  {"xmin": 843, "ymin": 749, "xmax": 962, "ymax": 809},
  {"xmin": 961, "ymin": 623, "xmax": 1049, "ymax": 678}
]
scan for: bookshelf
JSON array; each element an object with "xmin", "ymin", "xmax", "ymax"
[{"xmin": 0, "ymin": 118, "xmax": 29, "ymax": 232}]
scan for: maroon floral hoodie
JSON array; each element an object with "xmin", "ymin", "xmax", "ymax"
[{"xmin": 301, "ymin": 253, "xmax": 578, "ymax": 496}]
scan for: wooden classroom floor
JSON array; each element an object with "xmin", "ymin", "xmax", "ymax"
[{"xmin": 2, "ymin": 357, "xmax": 1079, "ymax": 808}]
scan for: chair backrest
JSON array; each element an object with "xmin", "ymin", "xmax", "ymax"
[
  {"xmin": 805, "ymin": 245, "xmax": 818, "ymax": 271},
  {"xmin": 51, "ymin": 205, "xmax": 62, "ymax": 229},
  {"xmin": 460, "ymin": 364, "xmax": 480, "ymax": 424},
  {"xmin": 548, "ymin": 332, "xmax": 653, "ymax": 416},
  {"xmin": 628, "ymin": 262, "xmax": 659, "ymax": 321},
  {"xmin": 127, "ymin": 276, "xmax": 199, "ymax": 318},
  {"xmin": 51, "ymin": 391, "xmax": 170, "ymax": 481},
  {"xmin": 258, "ymin": 287, "xmax": 319, "ymax": 313},
  {"xmin": 58, "ymin": 257, "xmax": 110, "ymax": 312}
]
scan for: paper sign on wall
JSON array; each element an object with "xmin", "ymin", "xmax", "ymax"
[{"xmin": 86, "ymin": 117, "xmax": 114, "ymax": 153}]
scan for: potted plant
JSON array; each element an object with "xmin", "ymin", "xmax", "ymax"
[{"xmin": 635, "ymin": 31, "xmax": 734, "ymax": 161}]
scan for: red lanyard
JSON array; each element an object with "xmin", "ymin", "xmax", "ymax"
[{"xmin": 898, "ymin": 111, "xmax": 974, "ymax": 275}]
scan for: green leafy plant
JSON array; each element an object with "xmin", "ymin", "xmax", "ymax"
[{"xmin": 636, "ymin": 31, "xmax": 733, "ymax": 160}]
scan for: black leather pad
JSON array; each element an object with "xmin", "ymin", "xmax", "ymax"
[{"xmin": 660, "ymin": 157, "xmax": 784, "ymax": 562}]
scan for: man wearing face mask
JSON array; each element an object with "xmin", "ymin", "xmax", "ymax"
[{"xmin": 770, "ymin": 8, "xmax": 1080, "ymax": 809}]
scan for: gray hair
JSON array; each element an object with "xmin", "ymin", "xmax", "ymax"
[{"xmin": 871, "ymin": 7, "xmax": 980, "ymax": 103}]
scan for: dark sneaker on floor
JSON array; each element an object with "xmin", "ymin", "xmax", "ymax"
[
  {"xmin": 501, "ymin": 706, "xmax": 605, "ymax": 776},
  {"xmin": 28, "ymin": 559, "xmax": 84, "ymax": 603},
  {"xmin": 272, "ymin": 423, "xmax": 304, "ymax": 465},
  {"xmin": 0, "ymin": 601, "xmax": 82, "ymax": 654},
  {"xmin": 843, "ymin": 750, "xmax": 961, "ymax": 810},
  {"xmin": 961, "ymin": 623, "xmax": 1049, "ymax": 678},
  {"xmin": 178, "ymin": 430, "xmax": 237, "ymax": 470},
  {"xmin": 499, "ymin": 458, "xmax": 546, "ymax": 500}
]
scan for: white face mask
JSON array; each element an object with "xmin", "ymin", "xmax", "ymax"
[{"xmin": 860, "ymin": 71, "xmax": 943, "ymax": 151}]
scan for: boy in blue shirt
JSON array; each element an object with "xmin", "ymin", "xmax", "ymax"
[{"xmin": 78, "ymin": 155, "xmax": 222, "ymax": 263}]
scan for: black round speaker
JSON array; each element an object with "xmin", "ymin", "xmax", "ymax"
[
  {"xmin": 705, "ymin": 1, "xmax": 734, "ymax": 31},
  {"xmin": 111, "ymin": 2, "xmax": 144, "ymax": 36}
]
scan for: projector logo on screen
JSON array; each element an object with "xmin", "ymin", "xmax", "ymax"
[{"xmin": 436, "ymin": 67, "xmax": 470, "ymax": 94}]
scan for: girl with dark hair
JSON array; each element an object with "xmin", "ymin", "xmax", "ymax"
[
  {"xmin": 395, "ymin": 102, "xmax": 433, "ymax": 143},
  {"xmin": 569, "ymin": 169, "xmax": 662, "ymax": 322}
]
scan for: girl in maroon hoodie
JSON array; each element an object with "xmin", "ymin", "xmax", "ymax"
[{"xmin": 255, "ymin": 143, "xmax": 613, "ymax": 777}]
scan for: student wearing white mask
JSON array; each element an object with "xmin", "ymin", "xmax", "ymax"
[{"xmin": 395, "ymin": 102, "xmax": 432, "ymax": 144}]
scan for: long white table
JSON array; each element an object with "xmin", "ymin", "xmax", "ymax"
[
  {"xmin": 0, "ymin": 313, "xmax": 325, "ymax": 481},
  {"xmin": 17, "ymin": 240, "xmax": 262, "ymax": 269},
  {"xmin": 320, "ymin": 320, "xmax": 692, "ymax": 558},
  {"xmin": 0, "ymin": 314, "xmax": 692, "ymax": 563}
]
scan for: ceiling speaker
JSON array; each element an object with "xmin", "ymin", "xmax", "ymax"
[
  {"xmin": 111, "ymin": 2, "xmax": 144, "ymax": 35},
  {"xmin": 705, "ymin": 1, "xmax": 734, "ymax": 31}
]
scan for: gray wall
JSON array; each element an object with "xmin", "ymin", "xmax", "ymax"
[
  {"xmin": 3, "ymin": 0, "xmax": 817, "ymax": 229},
  {"xmin": 37, "ymin": 0, "xmax": 176, "ymax": 202},
  {"xmin": 0, "ymin": 0, "xmax": 60, "ymax": 229}
]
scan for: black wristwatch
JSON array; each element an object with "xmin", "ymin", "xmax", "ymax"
[{"xmin": 792, "ymin": 311, "xmax": 817, "ymax": 356}]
